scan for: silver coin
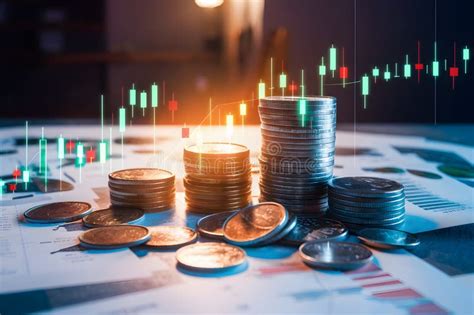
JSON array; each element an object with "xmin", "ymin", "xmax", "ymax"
[
  {"xmin": 328, "ymin": 177, "xmax": 404, "ymax": 198},
  {"xmin": 24, "ymin": 201, "xmax": 93, "ymax": 224},
  {"xmin": 329, "ymin": 211, "xmax": 406, "ymax": 225},
  {"xmin": 82, "ymin": 206, "xmax": 144, "ymax": 228},
  {"xmin": 357, "ymin": 228, "xmax": 420, "ymax": 249},
  {"xmin": 261, "ymin": 124, "xmax": 337, "ymax": 135},
  {"xmin": 299, "ymin": 241, "xmax": 373, "ymax": 270},
  {"xmin": 260, "ymin": 117, "xmax": 336, "ymax": 126},
  {"xmin": 223, "ymin": 202, "xmax": 288, "ymax": 246},
  {"xmin": 176, "ymin": 242, "xmax": 246, "ymax": 272},
  {"xmin": 145, "ymin": 226, "xmax": 198, "ymax": 249},
  {"xmin": 259, "ymin": 213, "xmax": 297, "ymax": 246},
  {"xmin": 328, "ymin": 201, "xmax": 406, "ymax": 213},
  {"xmin": 282, "ymin": 217, "xmax": 348, "ymax": 245},
  {"xmin": 197, "ymin": 211, "xmax": 238, "ymax": 239},
  {"xmin": 328, "ymin": 207, "xmax": 405, "ymax": 221},
  {"xmin": 79, "ymin": 225, "xmax": 151, "ymax": 249},
  {"xmin": 328, "ymin": 194, "xmax": 405, "ymax": 208}
]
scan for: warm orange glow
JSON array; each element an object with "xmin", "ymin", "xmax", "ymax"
[{"xmin": 195, "ymin": 0, "xmax": 224, "ymax": 9}]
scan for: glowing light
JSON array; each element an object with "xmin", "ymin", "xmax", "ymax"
[
  {"xmin": 151, "ymin": 83, "xmax": 158, "ymax": 108},
  {"xmin": 239, "ymin": 102, "xmax": 247, "ymax": 116},
  {"xmin": 57, "ymin": 136, "xmax": 65, "ymax": 160},
  {"xmin": 258, "ymin": 81, "xmax": 266, "ymax": 99},
  {"xmin": 119, "ymin": 108, "xmax": 126, "ymax": 133},
  {"xmin": 463, "ymin": 46, "xmax": 470, "ymax": 73},
  {"xmin": 99, "ymin": 142, "xmax": 107, "ymax": 164},
  {"xmin": 140, "ymin": 91, "xmax": 147, "ymax": 116},
  {"xmin": 404, "ymin": 55, "xmax": 411, "ymax": 79},
  {"xmin": 384, "ymin": 64, "xmax": 391, "ymax": 81},
  {"xmin": 329, "ymin": 44, "xmax": 337, "ymax": 77},
  {"xmin": 226, "ymin": 114, "xmax": 234, "ymax": 140},
  {"xmin": 195, "ymin": 0, "xmax": 223, "ymax": 8},
  {"xmin": 362, "ymin": 74, "xmax": 369, "ymax": 109},
  {"xmin": 22, "ymin": 170, "xmax": 30, "ymax": 183}
]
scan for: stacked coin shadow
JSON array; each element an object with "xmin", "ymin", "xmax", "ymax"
[
  {"xmin": 258, "ymin": 96, "xmax": 337, "ymax": 215},
  {"xmin": 183, "ymin": 142, "xmax": 252, "ymax": 214},
  {"xmin": 108, "ymin": 168, "xmax": 176, "ymax": 213},
  {"xmin": 327, "ymin": 177, "xmax": 406, "ymax": 230}
]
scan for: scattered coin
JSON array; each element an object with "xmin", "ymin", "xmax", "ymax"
[
  {"xmin": 24, "ymin": 201, "xmax": 93, "ymax": 224},
  {"xmin": 357, "ymin": 228, "xmax": 421, "ymax": 249},
  {"xmin": 145, "ymin": 226, "xmax": 198, "ymax": 249},
  {"xmin": 299, "ymin": 241, "xmax": 373, "ymax": 270},
  {"xmin": 223, "ymin": 202, "xmax": 288, "ymax": 247},
  {"xmin": 176, "ymin": 242, "xmax": 246, "ymax": 272},
  {"xmin": 259, "ymin": 213, "xmax": 297, "ymax": 246},
  {"xmin": 79, "ymin": 225, "xmax": 151, "ymax": 249},
  {"xmin": 82, "ymin": 206, "xmax": 144, "ymax": 228},
  {"xmin": 282, "ymin": 217, "xmax": 348, "ymax": 246},
  {"xmin": 197, "ymin": 211, "xmax": 238, "ymax": 239}
]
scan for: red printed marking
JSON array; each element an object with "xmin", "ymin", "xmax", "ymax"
[
  {"xmin": 372, "ymin": 288, "xmax": 422, "ymax": 299},
  {"xmin": 362, "ymin": 279, "xmax": 402, "ymax": 288},
  {"xmin": 259, "ymin": 262, "xmax": 310, "ymax": 276},
  {"xmin": 410, "ymin": 302, "xmax": 449, "ymax": 315},
  {"xmin": 345, "ymin": 263, "xmax": 381, "ymax": 275},
  {"xmin": 353, "ymin": 272, "xmax": 391, "ymax": 281}
]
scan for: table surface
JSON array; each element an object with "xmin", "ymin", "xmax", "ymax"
[{"xmin": 0, "ymin": 123, "xmax": 473, "ymax": 314}]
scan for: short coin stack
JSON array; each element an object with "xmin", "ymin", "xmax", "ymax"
[
  {"xmin": 183, "ymin": 142, "xmax": 252, "ymax": 213},
  {"xmin": 258, "ymin": 96, "xmax": 336, "ymax": 215},
  {"xmin": 328, "ymin": 177, "xmax": 406, "ymax": 230},
  {"xmin": 108, "ymin": 168, "xmax": 175, "ymax": 212}
]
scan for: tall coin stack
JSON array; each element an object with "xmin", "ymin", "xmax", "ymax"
[
  {"xmin": 183, "ymin": 142, "xmax": 252, "ymax": 214},
  {"xmin": 258, "ymin": 96, "xmax": 337, "ymax": 215},
  {"xmin": 108, "ymin": 168, "xmax": 176, "ymax": 212}
]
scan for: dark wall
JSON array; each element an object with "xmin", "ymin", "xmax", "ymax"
[
  {"xmin": 0, "ymin": 0, "xmax": 472, "ymax": 124},
  {"xmin": 263, "ymin": 0, "xmax": 474, "ymax": 123}
]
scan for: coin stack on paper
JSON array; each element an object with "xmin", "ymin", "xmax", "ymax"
[
  {"xmin": 258, "ymin": 96, "xmax": 336, "ymax": 215},
  {"xmin": 183, "ymin": 142, "xmax": 252, "ymax": 213},
  {"xmin": 327, "ymin": 176, "xmax": 406, "ymax": 230},
  {"xmin": 108, "ymin": 168, "xmax": 176, "ymax": 212}
]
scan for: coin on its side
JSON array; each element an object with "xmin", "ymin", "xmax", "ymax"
[
  {"xmin": 82, "ymin": 206, "xmax": 144, "ymax": 228},
  {"xmin": 282, "ymin": 218, "xmax": 348, "ymax": 246},
  {"xmin": 145, "ymin": 226, "xmax": 197, "ymax": 249},
  {"xmin": 223, "ymin": 202, "xmax": 288, "ymax": 247},
  {"xmin": 299, "ymin": 241, "xmax": 373, "ymax": 270},
  {"xmin": 79, "ymin": 225, "xmax": 151, "ymax": 249},
  {"xmin": 24, "ymin": 201, "xmax": 93, "ymax": 224},
  {"xmin": 357, "ymin": 228, "xmax": 420, "ymax": 249},
  {"xmin": 176, "ymin": 242, "xmax": 246, "ymax": 272},
  {"xmin": 197, "ymin": 211, "xmax": 238, "ymax": 239}
]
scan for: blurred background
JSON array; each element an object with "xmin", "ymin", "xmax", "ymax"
[{"xmin": 0, "ymin": 0, "xmax": 472, "ymax": 124}]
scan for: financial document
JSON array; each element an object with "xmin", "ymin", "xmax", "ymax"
[{"xmin": 0, "ymin": 125, "xmax": 472, "ymax": 314}]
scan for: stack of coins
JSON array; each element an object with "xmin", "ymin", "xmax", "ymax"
[
  {"xmin": 108, "ymin": 168, "xmax": 175, "ymax": 212},
  {"xmin": 258, "ymin": 96, "xmax": 336, "ymax": 215},
  {"xmin": 327, "ymin": 177, "xmax": 406, "ymax": 229},
  {"xmin": 183, "ymin": 142, "xmax": 252, "ymax": 213}
]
